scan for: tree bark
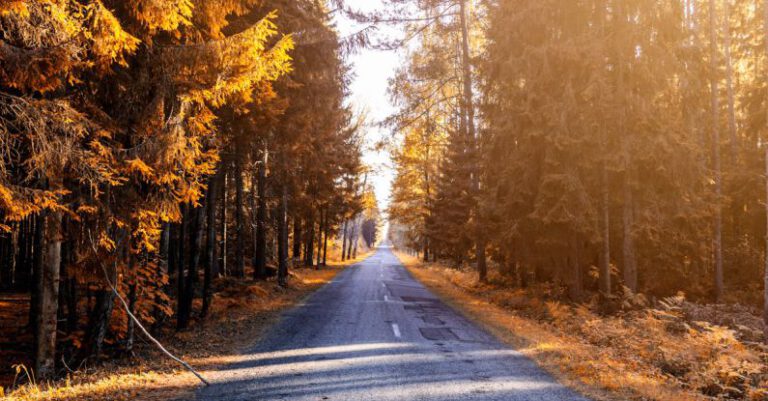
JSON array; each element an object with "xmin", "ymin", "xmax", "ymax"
[
  {"xmin": 35, "ymin": 212, "xmax": 61, "ymax": 379},
  {"xmin": 316, "ymin": 210, "xmax": 324, "ymax": 269},
  {"xmin": 234, "ymin": 153, "xmax": 246, "ymax": 278},
  {"xmin": 724, "ymin": 0, "xmax": 738, "ymax": 157},
  {"xmin": 600, "ymin": 166, "xmax": 611, "ymax": 295},
  {"xmin": 254, "ymin": 148, "xmax": 268, "ymax": 279},
  {"xmin": 292, "ymin": 217, "xmax": 301, "ymax": 261},
  {"xmin": 710, "ymin": 0, "xmax": 724, "ymax": 302},
  {"xmin": 202, "ymin": 174, "xmax": 219, "ymax": 318},
  {"xmin": 341, "ymin": 220, "xmax": 348, "ymax": 261},
  {"xmin": 278, "ymin": 184, "xmax": 289, "ymax": 287},
  {"xmin": 305, "ymin": 214, "xmax": 315, "ymax": 267},
  {"xmin": 221, "ymin": 171, "xmax": 228, "ymax": 276}
]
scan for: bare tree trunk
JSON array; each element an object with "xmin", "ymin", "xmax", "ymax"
[
  {"xmin": 316, "ymin": 210, "xmax": 324, "ymax": 269},
  {"xmin": 278, "ymin": 185, "xmax": 288, "ymax": 287},
  {"xmin": 125, "ymin": 278, "xmax": 137, "ymax": 353},
  {"xmin": 724, "ymin": 0, "xmax": 738, "ymax": 156},
  {"xmin": 234, "ymin": 154, "xmax": 245, "ymax": 278},
  {"xmin": 220, "ymin": 171, "xmax": 228, "ymax": 276},
  {"xmin": 600, "ymin": 167, "xmax": 611, "ymax": 295},
  {"xmin": 253, "ymin": 148, "xmax": 268, "ymax": 279},
  {"xmin": 202, "ymin": 174, "xmax": 219, "ymax": 318},
  {"xmin": 176, "ymin": 206, "xmax": 188, "ymax": 328},
  {"xmin": 292, "ymin": 217, "xmax": 301, "ymax": 261},
  {"xmin": 35, "ymin": 212, "xmax": 61, "ymax": 379},
  {"xmin": 710, "ymin": 0, "xmax": 724, "ymax": 302},
  {"xmin": 308, "ymin": 216, "xmax": 315, "ymax": 267},
  {"xmin": 458, "ymin": 0, "xmax": 486, "ymax": 282},
  {"xmin": 341, "ymin": 220, "xmax": 348, "ymax": 261},
  {"xmin": 322, "ymin": 217, "xmax": 329, "ymax": 266}
]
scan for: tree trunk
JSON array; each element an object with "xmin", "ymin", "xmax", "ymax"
[
  {"xmin": 459, "ymin": 0, "xmax": 486, "ymax": 282},
  {"xmin": 292, "ymin": 217, "xmax": 301, "ymax": 261},
  {"xmin": 202, "ymin": 174, "xmax": 219, "ymax": 318},
  {"xmin": 125, "ymin": 279, "xmax": 137, "ymax": 354},
  {"xmin": 600, "ymin": 166, "xmax": 611, "ymax": 295},
  {"xmin": 179, "ymin": 204, "xmax": 204, "ymax": 330},
  {"xmin": 316, "ymin": 210, "xmax": 324, "ymax": 269},
  {"xmin": 221, "ymin": 171, "xmax": 228, "ymax": 276},
  {"xmin": 234, "ymin": 154, "xmax": 245, "ymax": 278},
  {"xmin": 81, "ymin": 288, "xmax": 115, "ymax": 361},
  {"xmin": 305, "ymin": 214, "xmax": 315, "ymax": 267},
  {"xmin": 710, "ymin": 0, "xmax": 724, "ymax": 302},
  {"xmin": 278, "ymin": 184, "xmax": 289, "ymax": 287},
  {"xmin": 352, "ymin": 217, "xmax": 359, "ymax": 259},
  {"xmin": 622, "ymin": 175, "xmax": 637, "ymax": 292},
  {"xmin": 176, "ymin": 206, "xmax": 187, "ymax": 327},
  {"xmin": 341, "ymin": 220, "xmax": 348, "ymax": 261},
  {"xmin": 35, "ymin": 212, "xmax": 61, "ymax": 379},
  {"xmin": 322, "ymin": 216, "xmax": 329, "ymax": 266},
  {"xmin": 254, "ymin": 149, "xmax": 268, "ymax": 279},
  {"xmin": 724, "ymin": 0, "xmax": 737, "ymax": 157}
]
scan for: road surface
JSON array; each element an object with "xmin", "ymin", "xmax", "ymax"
[{"xmin": 193, "ymin": 247, "xmax": 589, "ymax": 401}]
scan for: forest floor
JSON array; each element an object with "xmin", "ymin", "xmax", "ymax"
[
  {"xmin": 1, "ymin": 253, "xmax": 369, "ymax": 401},
  {"xmin": 396, "ymin": 252, "xmax": 768, "ymax": 401}
]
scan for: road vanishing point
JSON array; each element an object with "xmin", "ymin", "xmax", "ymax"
[{"xmin": 193, "ymin": 247, "xmax": 590, "ymax": 401}]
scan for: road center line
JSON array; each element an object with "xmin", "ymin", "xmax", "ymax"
[{"xmin": 391, "ymin": 323, "xmax": 401, "ymax": 338}]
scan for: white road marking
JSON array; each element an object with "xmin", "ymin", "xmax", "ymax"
[
  {"xmin": 384, "ymin": 295, "xmax": 389, "ymax": 302},
  {"xmin": 391, "ymin": 323, "xmax": 401, "ymax": 338}
]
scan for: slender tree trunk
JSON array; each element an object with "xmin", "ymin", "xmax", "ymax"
[
  {"xmin": 622, "ymin": 175, "xmax": 637, "ymax": 292},
  {"xmin": 234, "ymin": 154, "xmax": 245, "ymax": 278},
  {"xmin": 278, "ymin": 184, "xmax": 289, "ymax": 287},
  {"xmin": 29, "ymin": 215, "xmax": 42, "ymax": 348},
  {"xmin": 176, "ymin": 206, "xmax": 187, "ymax": 327},
  {"xmin": 202, "ymin": 174, "xmax": 219, "ymax": 318},
  {"xmin": 292, "ymin": 217, "xmax": 301, "ymax": 262},
  {"xmin": 341, "ymin": 220, "xmax": 348, "ymax": 261},
  {"xmin": 125, "ymin": 278, "xmax": 137, "ymax": 354},
  {"xmin": 352, "ymin": 217, "xmax": 360, "ymax": 259},
  {"xmin": 306, "ymin": 215, "xmax": 315, "ymax": 267},
  {"xmin": 322, "ymin": 217, "xmax": 329, "ymax": 266},
  {"xmin": 221, "ymin": 171, "xmax": 228, "ymax": 276},
  {"xmin": 724, "ymin": 0, "xmax": 737, "ymax": 157},
  {"xmin": 35, "ymin": 212, "xmax": 61, "ymax": 379},
  {"xmin": 600, "ymin": 166, "xmax": 612, "ymax": 295},
  {"xmin": 254, "ymin": 149, "xmax": 268, "ymax": 279},
  {"xmin": 316, "ymin": 210, "xmax": 324, "ymax": 269},
  {"xmin": 710, "ymin": 0, "xmax": 724, "ymax": 302}
]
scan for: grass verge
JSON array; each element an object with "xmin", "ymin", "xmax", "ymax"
[{"xmin": 395, "ymin": 252, "xmax": 768, "ymax": 401}]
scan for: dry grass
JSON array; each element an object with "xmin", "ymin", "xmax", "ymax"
[
  {"xmin": 396, "ymin": 252, "xmax": 768, "ymax": 401},
  {"xmin": 3, "ymin": 252, "xmax": 370, "ymax": 401}
]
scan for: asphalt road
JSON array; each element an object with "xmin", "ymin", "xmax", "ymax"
[{"xmin": 193, "ymin": 247, "xmax": 590, "ymax": 401}]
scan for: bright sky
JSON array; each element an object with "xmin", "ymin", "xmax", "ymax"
[{"xmin": 334, "ymin": 1, "xmax": 403, "ymax": 217}]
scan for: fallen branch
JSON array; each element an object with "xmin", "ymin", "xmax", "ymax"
[{"xmin": 88, "ymin": 231, "xmax": 211, "ymax": 386}]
